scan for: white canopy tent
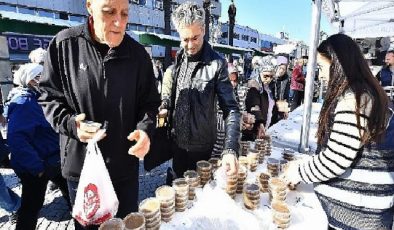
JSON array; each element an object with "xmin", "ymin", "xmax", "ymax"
[
  {"xmin": 300, "ymin": 0, "xmax": 394, "ymax": 152},
  {"xmin": 273, "ymin": 43, "xmax": 297, "ymax": 55},
  {"xmin": 322, "ymin": 0, "xmax": 394, "ymax": 38}
]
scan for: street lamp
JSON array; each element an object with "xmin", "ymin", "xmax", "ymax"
[
  {"xmin": 228, "ymin": 0, "xmax": 236, "ymax": 62},
  {"xmin": 203, "ymin": 0, "xmax": 211, "ymax": 41}
]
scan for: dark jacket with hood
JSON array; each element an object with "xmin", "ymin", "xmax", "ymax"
[
  {"xmin": 39, "ymin": 23, "xmax": 160, "ymax": 181},
  {"xmin": 169, "ymin": 41, "xmax": 240, "ymax": 153},
  {"xmin": 5, "ymin": 87, "xmax": 60, "ymax": 177}
]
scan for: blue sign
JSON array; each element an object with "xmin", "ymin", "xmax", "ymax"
[{"xmin": 6, "ymin": 34, "xmax": 53, "ymax": 54}]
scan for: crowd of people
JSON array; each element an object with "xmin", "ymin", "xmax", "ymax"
[{"xmin": 0, "ymin": 0, "xmax": 393, "ymax": 230}]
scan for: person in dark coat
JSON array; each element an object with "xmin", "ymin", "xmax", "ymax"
[
  {"xmin": 242, "ymin": 56, "xmax": 276, "ymax": 141},
  {"xmin": 270, "ymin": 57, "xmax": 291, "ymax": 125},
  {"xmin": 5, "ymin": 63, "xmax": 71, "ymax": 230},
  {"xmin": 376, "ymin": 50, "xmax": 394, "ymax": 101},
  {"xmin": 38, "ymin": 0, "xmax": 160, "ymax": 229},
  {"xmin": 160, "ymin": 2, "xmax": 240, "ymax": 179}
]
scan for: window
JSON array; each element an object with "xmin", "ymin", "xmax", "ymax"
[
  {"xmin": 59, "ymin": 12, "xmax": 68, "ymax": 20},
  {"xmin": 233, "ymin": 33, "xmax": 240, "ymax": 40},
  {"xmin": 69, "ymin": 15, "xmax": 85, "ymax": 22},
  {"xmin": 241, "ymin": 35, "xmax": 249, "ymax": 41},
  {"xmin": 251, "ymin": 37, "xmax": 257, "ymax": 43},
  {"xmin": 139, "ymin": 0, "xmax": 146, "ymax": 5},
  {"xmin": 38, "ymin": 10, "xmax": 54, "ymax": 18},
  {"xmin": 18, "ymin": 7, "xmax": 35, "ymax": 15},
  {"xmin": 221, "ymin": 32, "xmax": 228, "ymax": 38},
  {"xmin": 154, "ymin": 27, "xmax": 164, "ymax": 34},
  {"xmin": 129, "ymin": 24, "xmax": 138, "ymax": 31},
  {"xmin": 147, "ymin": 26, "xmax": 154, "ymax": 32},
  {"xmin": 138, "ymin": 25, "xmax": 146, "ymax": 31},
  {"xmin": 0, "ymin": 4, "xmax": 16, "ymax": 12}
]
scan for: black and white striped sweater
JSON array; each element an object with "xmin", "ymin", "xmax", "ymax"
[{"xmin": 292, "ymin": 91, "xmax": 394, "ymax": 230}]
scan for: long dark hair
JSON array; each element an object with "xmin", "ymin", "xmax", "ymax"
[{"xmin": 316, "ymin": 34, "xmax": 388, "ymax": 145}]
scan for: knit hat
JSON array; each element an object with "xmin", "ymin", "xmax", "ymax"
[
  {"xmin": 258, "ymin": 55, "xmax": 276, "ymax": 72},
  {"xmin": 28, "ymin": 48, "xmax": 47, "ymax": 64},
  {"xmin": 13, "ymin": 63, "xmax": 43, "ymax": 87},
  {"xmin": 276, "ymin": 56, "xmax": 288, "ymax": 66}
]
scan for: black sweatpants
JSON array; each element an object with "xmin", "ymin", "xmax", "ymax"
[{"xmin": 15, "ymin": 172, "xmax": 71, "ymax": 230}]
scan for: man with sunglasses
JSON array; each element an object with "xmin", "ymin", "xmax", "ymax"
[{"xmin": 243, "ymin": 56, "xmax": 276, "ymax": 141}]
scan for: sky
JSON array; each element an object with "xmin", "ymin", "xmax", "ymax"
[{"xmin": 219, "ymin": 0, "xmax": 331, "ymax": 43}]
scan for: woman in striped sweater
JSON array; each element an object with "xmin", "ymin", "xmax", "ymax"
[{"xmin": 283, "ymin": 34, "xmax": 394, "ymax": 230}]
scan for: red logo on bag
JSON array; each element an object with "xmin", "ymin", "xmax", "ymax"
[{"xmin": 83, "ymin": 183, "xmax": 100, "ymax": 219}]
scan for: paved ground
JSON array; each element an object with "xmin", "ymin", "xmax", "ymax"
[{"xmin": 0, "ymin": 160, "xmax": 170, "ymax": 229}]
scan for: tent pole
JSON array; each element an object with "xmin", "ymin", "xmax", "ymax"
[{"xmin": 299, "ymin": 0, "xmax": 322, "ymax": 153}]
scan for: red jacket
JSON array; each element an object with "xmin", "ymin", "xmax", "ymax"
[{"xmin": 291, "ymin": 64, "xmax": 305, "ymax": 91}]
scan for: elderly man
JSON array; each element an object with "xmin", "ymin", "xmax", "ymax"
[
  {"xmin": 160, "ymin": 2, "xmax": 240, "ymax": 179},
  {"xmin": 39, "ymin": 0, "xmax": 160, "ymax": 229}
]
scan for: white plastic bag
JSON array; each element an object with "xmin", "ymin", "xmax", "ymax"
[{"xmin": 72, "ymin": 136, "xmax": 119, "ymax": 226}]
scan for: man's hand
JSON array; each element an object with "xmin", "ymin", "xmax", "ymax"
[
  {"xmin": 257, "ymin": 124, "xmax": 266, "ymax": 139},
  {"xmin": 221, "ymin": 151, "xmax": 238, "ymax": 176},
  {"xmin": 127, "ymin": 130, "xmax": 150, "ymax": 160},
  {"xmin": 75, "ymin": 113, "xmax": 106, "ymax": 143}
]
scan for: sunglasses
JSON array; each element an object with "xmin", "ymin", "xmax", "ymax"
[{"xmin": 262, "ymin": 75, "xmax": 273, "ymax": 78}]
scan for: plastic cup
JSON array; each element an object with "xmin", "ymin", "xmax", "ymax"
[
  {"xmin": 138, "ymin": 198, "xmax": 160, "ymax": 219},
  {"xmin": 123, "ymin": 212, "xmax": 145, "ymax": 230},
  {"xmin": 99, "ymin": 218, "xmax": 124, "ymax": 230}
]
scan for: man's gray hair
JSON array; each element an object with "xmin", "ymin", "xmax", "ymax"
[{"xmin": 171, "ymin": 2, "xmax": 205, "ymax": 30}]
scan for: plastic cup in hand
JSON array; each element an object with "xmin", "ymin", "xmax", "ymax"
[
  {"xmin": 80, "ymin": 120, "xmax": 102, "ymax": 133},
  {"xmin": 157, "ymin": 109, "xmax": 168, "ymax": 127}
]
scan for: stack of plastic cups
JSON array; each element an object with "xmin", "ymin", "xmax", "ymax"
[
  {"xmin": 255, "ymin": 139, "xmax": 266, "ymax": 164},
  {"xmin": 236, "ymin": 165, "xmax": 248, "ymax": 194},
  {"xmin": 243, "ymin": 183, "xmax": 260, "ymax": 210},
  {"xmin": 257, "ymin": 172, "xmax": 270, "ymax": 193},
  {"xmin": 155, "ymin": 185, "xmax": 176, "ymax": 223},
  {"xmin": 226, "ymin": 171, "xmax": 238, "ymax": 199},
  {"xmin": 172, "ymin": 178, "xmax": 189, "ymax": 212},
  {"xmin": 247, "ymin": 149, "xmax": 259, "ymax": 172},
  {"xmin": 267, "ymin": 158, "xmax": 280, "ymax": 177},
  {"xmin": 269, "ymin": 178, "xmax": 287, "ymax": 203},
  {"xmin": 239, "ymin": 141, "xmax": 250, "ymax": 156},
  {"xmin": 279, "ymin": 159, "xmax": 288, "ymax": 174},
  {"xmin": 208, "ymin": 157, "xmax": 221, "ymax": 176},
  {"xmin": 138, "ymin": 198, "xmax": 161, "ymax": 230},
  {"xmin": 263, "ymin": 135, "xmax": 272, "ymax": 156},
  {"xmin": 183, "ymin": 170, "xmax": 200, "ymax": 201},
  {"xmin": 238, "ymin": 156, "xmax": 248, "ymax": 169},
  {"xmin": 282, "ymin": 148, "xmax": 295, "ymax": 161},
  {"xmin": 99, "ymin": 218, "xmax": 125, "ymax": 230},
  {"xmin": 196, "ymin": 160, "xmax": 212, "ymax": 187},
  {"xmin": 271, "ymin": 201, "xmax": 291, "ymax": 229},
  {"xmin": 123, "ymin": 212, "xmax": 146, "ymax": 230}
]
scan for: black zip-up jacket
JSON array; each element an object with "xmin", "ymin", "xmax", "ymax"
[
  {"xmin": 39, "ymin": 23, "xmax": 160, "ymax": 181},
  {"xmin": 171, "ymin": 41, "xmax": 240, "ymax": 153}
]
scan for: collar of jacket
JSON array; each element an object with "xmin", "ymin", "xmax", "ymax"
[
  {"xmin": 78, "ymin": 21, "xmax": 131, "ymax": 61},
  {"xmin": 175, "ymin": 40, "xmax": 216, "ymax": 66}
]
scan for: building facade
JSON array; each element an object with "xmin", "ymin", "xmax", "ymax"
[{"xmin": 220, "ymin": 22, "xmax": 288, "ymax": 54}]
